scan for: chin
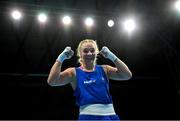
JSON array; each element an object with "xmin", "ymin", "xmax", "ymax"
[{"xmin": 83, "ymin": 58, "xmax": 95, "ymax": 63}]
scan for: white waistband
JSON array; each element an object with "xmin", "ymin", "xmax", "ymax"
[{"xmin": 79, "ymin": 104, "xmax": 116, "ymax": 115}]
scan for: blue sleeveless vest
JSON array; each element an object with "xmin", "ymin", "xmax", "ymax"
[{"xmin": 74, "ymin": 65, "xmax": 113, "ymax": 106}]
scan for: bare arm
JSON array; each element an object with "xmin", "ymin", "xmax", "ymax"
[
  {"xmin": 47, "ymin": 61, "xmax": 75, "ymax": 86},
  {"xmin": 100, "ymin": 46, "xmax": 132, "ymax": 81},
  {"xmin": 103, "ymin": 58, "xmax": 132, "ymax": 81},
  {"xmin": 47, "ymin": 47, "xmax": 75, "ymax": 86}
]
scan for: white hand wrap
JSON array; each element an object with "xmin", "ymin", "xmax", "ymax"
[
  {"xmin": 100, "ymin": 46, "xmax": 118, "ymax": 62},
  {"xmin": 57, "ymin": 47, "xmax": 74, "ymax": 63}
]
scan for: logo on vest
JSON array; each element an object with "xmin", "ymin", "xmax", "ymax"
[
  {"xmin": 84, "ymin": 80, "xmax": 96, "ymax": 84},
  {"xmin": 101, "ymin": 77, "xmax": 105, "ymax": 81}
]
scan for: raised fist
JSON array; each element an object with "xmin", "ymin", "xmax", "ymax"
[
  {"xmin": 57, "ymin": 47, "xmax": 74, "ymax": 63},
  {"xmin": 100, "ymin": 46, "xmax": 117, "ymax": 62}
]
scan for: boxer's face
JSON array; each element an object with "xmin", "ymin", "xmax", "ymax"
[{"xmin": 81, "ymin": 42, "xmax": 97, "ymax": 62}]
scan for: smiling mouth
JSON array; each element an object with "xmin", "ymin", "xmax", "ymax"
[{"xmin": 84, "ymin": 55, "xmax": 95, "ymax": 60}]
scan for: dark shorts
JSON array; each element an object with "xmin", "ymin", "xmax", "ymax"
[{"xmin": 78, "ymin": 114, "xmax": 120, "ymax": 121}]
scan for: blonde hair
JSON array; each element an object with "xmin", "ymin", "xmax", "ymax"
[{"xmin": 77, "ymin": 39, "xmax": 99, "ymax": 65}]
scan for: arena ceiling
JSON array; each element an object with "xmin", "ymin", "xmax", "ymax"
[{"xmin": 0, "ymin": 0, "xmax": 179, "ymax": 78}]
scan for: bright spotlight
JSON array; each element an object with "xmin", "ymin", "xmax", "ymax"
[
  {"xmin": 174, "ymin": 0, "xmax": 180, "ymax": 11},
  {"xmin": 85, "ymin": 17, "xmax": 94, "ymax": 27},
  {"xmin": 62, "ymin": 16, "xmax": 71, "ymax": 25},
  {"xmin": 123, "ymin": 19, "xmax": 136, "ymax": 33},
  {"xmin": 107, "ymin": 20, "xmax": 114, "ymax": 27},
  {"xmin": 11, "ymin": 10, "xmax": 22, "ymax": 20},
  {"xmin": 38, "ymin": 13, "xmax": 47, "ymax": 23}
]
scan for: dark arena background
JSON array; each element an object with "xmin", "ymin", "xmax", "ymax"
[{"xmin": 0, "ymin": 0, "xmax": 180, "ymax": 120}]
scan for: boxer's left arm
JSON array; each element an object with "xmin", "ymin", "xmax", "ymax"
[{"xmin": 100, "ymin": 46, "xmax": 132, "ymax": 80}]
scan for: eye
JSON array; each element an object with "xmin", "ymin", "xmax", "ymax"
[
  {"xmin": 90, "ymin": 48, "xmax": 95, "ymax": 53},
  {"xmin": 83, "ymin": 48, "xmax": 95, "ymax": 53},
  {"xmin": 83, "ymin": 49, "xmax": 89, "ymax": 53}
]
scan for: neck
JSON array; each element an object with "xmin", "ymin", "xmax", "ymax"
[{"xmin": 81, "ymin": 62, "xmax": 95, "ymax": 71}]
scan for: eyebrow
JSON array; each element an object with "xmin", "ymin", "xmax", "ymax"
[{"xmin": 83, "ymin": 48, "xmax": 95, "ymax": 50}]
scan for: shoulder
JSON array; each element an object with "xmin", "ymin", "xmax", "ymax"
[
  {"xmin": 99, "ymin": 65, "xmax": 108, "ymax": 74},
  {"xmin": 63, "ymin": 67, "xmax": 76, "ymax": 76},
  {"xmin": 63, "ymin": 67, "xmax": 77, "ymax": 90},
  {"xmin": 100, "ymin": 65, "xmax": 117, "ymax": 74}
]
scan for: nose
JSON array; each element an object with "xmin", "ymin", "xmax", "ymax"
[{"xmin": 87, "ymin": 51, "xmax": 93, "ymax": 55}]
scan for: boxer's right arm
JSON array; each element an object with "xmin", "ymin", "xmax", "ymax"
[{"xmin": 47, "ymin": 47, "xmax": 75, "ymax": 86}]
